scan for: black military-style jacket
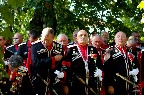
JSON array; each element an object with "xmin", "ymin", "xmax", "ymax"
[
  {"xmin": 4, "ymin": 45, "xmax": 17, "ymax": 59},
  {"xmin": 65, "ymin": 44, "xmax": 102, "ymax": 95},
  {"xmin": 104, "ymin": 45, "xmax": 139, "ymax": 95},
  {"xmin": 17, "ymin": 41, "xmax": 29, "ymax": 60},
  {"xmin": 31, "ymin": 41, "xmax": 64, "ymax": 79}
]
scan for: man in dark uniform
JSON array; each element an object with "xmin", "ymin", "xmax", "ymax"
[
  {"xmin": 31, "ymin": 27, "xmax": 64, "ymax": 95},
  {"xmin": 101, "ymin": 31, "xmax": 109, "ymax": 50},
  {"xmin": 132, "ymin": 32, "xmax": 144, "ymax": 49},
  {"xmin": 91, "ymin": 35, "xmax": 106, "ymax": 95},
  {"xmin": 57, "ymin": 33, "xmax": 69, "ymax": 95},
  {"xmin": 127, "ymin": 36, "xmax": 143, "ymax": 95},
  {"xmin": 16, "ymin": 30, "xmax": 40, "ymax": 95},
  {"xmin": 64, "ymin": 30, "xmax": 102, "ymax": 95},
  {"xmin": 104, "ymin": 31, "xmax": 139, "ymax": 95},
  {"xmin": 5, "ymin": 32, "xmax": 23, "ymax": 81},
  {"xmin": 2, "ymin": 33, "xmax": 23, "ymax": 95},
  {"xmin": 5, "ymin": 32, "xmax": 23, "ymax": 57}
]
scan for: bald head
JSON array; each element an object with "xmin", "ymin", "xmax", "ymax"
[
  {"xmin": 77, "ymin": 30, "xmax": 89, "ymax": 46},
  {"xmin": 115, "ymin": 31, "xmax": 127, "ymax": 47},
  {"xmin": 13, "ymin": 33, "xmax": 23, "ymax": 45},
  {"xmin": 91, "ymin": 35, "xmax": 102, "ymax": 48}
]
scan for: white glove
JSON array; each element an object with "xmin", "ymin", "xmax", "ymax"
[
  {"xmin": 133, "ymin": 75, "xmax": 138, "ymax": 82},
  {"xmin": 129, "ymin": 68, "xmax": 139, "ymax": 76},
  {"xmin": 94, "ymin": 69, "xmax": 102, "ymax": 77},
  {"xmin": 54, "ymin": 70, "xmax": 64, "ymax": 78},
  {"xmin": 99, "ymin": 76, "xmax": 103, "ymax": 81}
]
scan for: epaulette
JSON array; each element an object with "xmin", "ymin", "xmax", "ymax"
[
  {"xmin": 31, "ymin": 40, "xmax": 41, "ymax": 45},
  {"xmin": 18, "ymin": 42, "xmax": 26, "ymax": 47},
  {"xmin": 67, "ymin": 44, "xmax": 77, "ymax": 48},
  {"xmin": 6, "ymin": 44, "xmax": 14, "ymax": 50}
]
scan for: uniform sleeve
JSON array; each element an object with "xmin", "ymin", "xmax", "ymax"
[
  {"xmin": 63, "ymin": 48, "xmax": 73, "ymax": 86},
  {"xmin": 104, "ymin": 52, "xmax": 115, "ymax": 87},
  {"xmin": 31, "ymin": 45, "xmax": 52, "ymax": 69},
  {"xmin": 17, "ymin": 45, "xmax": 24, "ymax": 58},
  {"xmin": 4, "ymin": 49, "xmax": 13, "ymax": 60},
  {"xmin": 93, "ymin": 48, "xmax": 103, "ymax": 70}
]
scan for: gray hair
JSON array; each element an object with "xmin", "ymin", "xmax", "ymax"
[
  {"xmin": 127, "ymin": 36, "xmax": 137, "ymax": 45},
  {"xmin": 41, "ymin": 27, "xmax": 54, "ymax": 40},
  {"xmin": 57, "ymin": 34, "xmax": 68, "ymax": 42},
  {"xmin": 8, "ymin": 55, "xmax": 23, "ymax": 70},
  {"xmin": 101, "ymin": 31, "xmax": 109, "ymax": 37}
]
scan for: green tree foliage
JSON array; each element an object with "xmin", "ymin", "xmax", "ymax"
[{"xmin": 0, "ymin": 0, "xmax": 144, "ymax": 77}]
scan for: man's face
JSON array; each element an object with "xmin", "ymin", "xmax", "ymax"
[
  {"xmin": 115, "ymin": 32, "xmax": 127, "ymax": 46},
  {"xmin": 0, "ymin": 36, "xmax": 5, "ymax": 47},
  {"xmin": 132, "ymin": 33, "xmax": 140, "ymax": 43},
  {"xmin": 102, "ymin": 37, "xmax": 108, "ymax": 45},
  {"xmin": 73, "ymin": 33, "xmax": 77, "ymax": 42},
  {"xmin": 57, "ymin": 36, "xmax": 68, "ymax": 46},
  {"xmin": 43, "ymin": 33, "xmax": 54, "ymax": 46},
  {"xmin": 101, "ymin": 32, "xmax": 109, "ymax": 39},
  {"xmin": 76, "ymin": 30, "xmax": 88, "ymax": 45},
  {"xmin": 13, "ymin": 34, "xmax": 23, "ymax": 45},
  {"xmin": 92, "ymin": 36, "xmax": 102, "ymax": 48}
]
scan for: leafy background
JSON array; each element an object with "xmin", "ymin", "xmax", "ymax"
[{"xmin": 0, "ymin": 0, "xmax": 144, "ymax": 77}]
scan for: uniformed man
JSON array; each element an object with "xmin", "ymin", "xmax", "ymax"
[
  {"xmin": 5, "ymin": 32, "xmax": 23, "ymax": 57},
  {"xmin": 4, "ymin": 33, "xmax": 23, "ymax": 94},
  {"xmin": 31, "ymin": 27, "xmax": 64, "ymax": 95},
  {"xmin": 127, "ymin": 36, "xmax": 142, "ymax": 95},
  {"xmin": 101, "ymin": 31, "xmax": 109, "ymax": 50},
  {"xmin": 91, "ymin": 35, "xmax": 105, "ymax": 95},
  {"xmin": 104, "ymin": 31, "xmax": 139, "ymax": 95},
  {"xmin": 17, "ymin": 29, "xmax": 39, "ymax": 73},
  {"xmin": 57, "ymin": 33, "xmax": 69, "ymax": 95},
  {"xmin": 91, "ymin": 35, "xmax": 105, "ymax": 58},
  {"xmin": 131, "ymin": 32, "xmax": 144, "ymax": 49},
  {"xmin": 16, "ymin": 30, "xmax": 40, "ymax": 95},
  {"xmin": 64, "ymin": 30, "xmax": 102, "ymax": 95}
]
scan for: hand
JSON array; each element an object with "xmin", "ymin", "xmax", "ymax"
[
  {"xmin": 94, "ymin": 69, "xmax": 102, "ymax": 77},
  {"xmin": 55, "ymin": 54, "xmax": 63, "ymax": 61},
  {"xmin": 63, "ymin": 86, "xmax": 69, "ymax": 95},
  {"xmin": 133, "ymin": 75, "xmax": 138, "ymax": 82},
  {"xmin": 108, "ymin": 86, "xmax": 114, "ymax": 94}
]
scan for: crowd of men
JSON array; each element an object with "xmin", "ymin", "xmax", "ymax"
[{"xmin": 0, "ymin": 28, "xmax": 144, "ymax": 95}]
